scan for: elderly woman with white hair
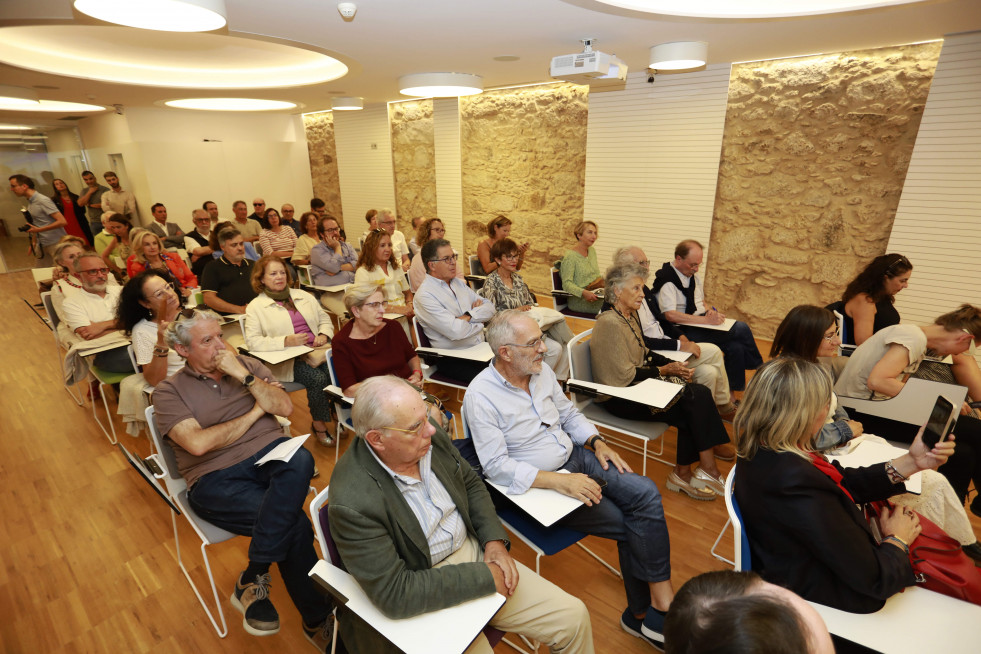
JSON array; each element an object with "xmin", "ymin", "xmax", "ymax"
[{"xmin": 590, "ymin": 262, "xmax": 733, "ymax": 501}]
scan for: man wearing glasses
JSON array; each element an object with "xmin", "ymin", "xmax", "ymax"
[
  {"xmin": 464, "ymin": 310, "xmax": 677, "ymax": 649},
  {"xmin": 184, "ymin": 209, "xmax": 215, "ymax": 277},
  {"xmin": 249, "ymin": 197, "xmax": 267, "ymax": 227},
  {"xmin": 310, "ymin": 216, "xmax": 357, "ymax": 315},
  {"xmin": 280, "ymin": 203, "xmax": 302, "ymax": 237},
  {"xmin": 62, "ymin": 251, "xmax": 133, "ymax": 372},
  {"xmin": 414, "ymin": 238, "xmax": 495, "ymax": 383},
  {"xmin": 232, "ymin": 200, "xmax": 262, "ymax": 244},
  {"xmin": 653, "ymin": 239, "xmax": 763, "ymax": 397},
  {"xmin": 153, "ymin": 309, "xmax": 335, "ymax": 649},
  {"xmin": 328, "ymin": 375, "xmax": 593, "ymax": 653}
]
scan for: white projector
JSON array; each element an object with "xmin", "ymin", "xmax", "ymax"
[{"xmin": 550, "ymin": 50, "xmax": 627, "ymax": 88}]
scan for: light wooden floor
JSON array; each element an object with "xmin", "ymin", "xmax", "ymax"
[{"xmin": 2, "ymin": 269, "xmax": 976, "ymax": 653}]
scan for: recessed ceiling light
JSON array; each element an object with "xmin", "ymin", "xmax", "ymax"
[
  {"xmin": 164, "ymin": 98, "xmax": 297, "ymax": 111},
  {"xmin": 0, "ymin": 99, "xmax": 105, "ymax": 112},
  {"xmin": 592, "ymin": 0, "xmax": 924, "ymax": 18},
  {"xmin": 74, "ymin": 0, "xmax": 227, "ymax": 32},
  {"xmin": 399, "ymin": 73, "xmax": 483, "ymax": 98},
  {"xmin": 0, "ymin": 26, "xmax": 349, "ymax": 89},
  {"xmin": 493, "ymin": 55, "xmax": 520, "ymax": 62},
  {"xmin": 0, "ymin": 85, "xmax": 39, "ymax": 108},
  {"xmin": 331, "ymin": 97, "xmax": 363, "ymax": 111}
]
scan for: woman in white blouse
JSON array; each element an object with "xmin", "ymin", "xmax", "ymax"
[
  {"xmin": 245, "ymin": 256, "xmax": 335, "ymax": 445},
  {"xmin": 354, "ymin": 229, "xmax": 413, "ymax": 335},
  {"xmin": 117, "ymin": 270, "xmax": 185, "ymax": 386}
]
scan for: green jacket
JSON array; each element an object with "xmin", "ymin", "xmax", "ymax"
[{"xmin": 327, "ymin": 426, "xmax": 508, "ymax": 651}]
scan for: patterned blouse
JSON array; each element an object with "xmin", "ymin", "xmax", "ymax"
[{"xmin": 478, "ymin": 270, "xmax": 536, "ymax": 311}]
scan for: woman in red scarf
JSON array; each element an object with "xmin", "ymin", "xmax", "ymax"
[{"xmin": 732, "ymin": 357, "xmax": 953, "ymax": 613}]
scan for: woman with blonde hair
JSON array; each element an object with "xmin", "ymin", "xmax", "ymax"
[
  {"xmin": 560, "ymin": 220, "xmax": 604, "ymax": 315},
  {"xmin": 733, "ymin": 357, "xmax": 954, "ymax": 613},
  {"xmin": 126, "ymin": 228, "xmax": 197, "ymax": 297}
]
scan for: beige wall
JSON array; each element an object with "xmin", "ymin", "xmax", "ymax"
[
  {"xmin": 460, "ymin": 84, "xmax": 588, "ymax": 291},
  {"xmin": 390, "ymin": 99, "xmax": 437, "ymax": 237},
  {"xmin": 302, "ymin": 111, "xmax": 344, "ymax": 226},
  {"xmin": 705, "ymin": 42, "xmax": 941, "ymax": 335}
]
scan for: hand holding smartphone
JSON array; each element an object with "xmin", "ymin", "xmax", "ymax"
[{"xmin": 921, "ymin": 396, "xmax": 957, "ymax": 449}]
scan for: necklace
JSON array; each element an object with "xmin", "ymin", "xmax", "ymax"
[
  {"xmin": 353, "ymin": 322, "xmax": 379, "ymax": 345},
  {"xmin": 611, "ymin": 305, "xmax": 647, "ymax": 352}
]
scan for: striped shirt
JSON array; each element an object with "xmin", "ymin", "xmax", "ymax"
[
  {"xmin": 259, "ymin": 228, "xmax": 297, "ymax": 256},
  {"xmin": 367, "ymin": 444, "xmax": 466, "ymax": 564}
]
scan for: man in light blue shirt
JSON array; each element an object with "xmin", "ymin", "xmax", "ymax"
[
  {"xmin": 414, "ymin": 238, "xmax": 495, "ymax": 382},
  {"xmin": 464, "ymin": 309, "xmax": 677, "ymax": 650}
]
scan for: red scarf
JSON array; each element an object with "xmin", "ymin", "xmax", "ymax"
[{"xmin": 808, "ymin": 452, "xmax": 854, "ymax": 502}]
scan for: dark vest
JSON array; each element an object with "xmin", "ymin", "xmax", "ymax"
[
  {"xmin": 651, "ymin": 261, "xmax": 698, "ymax": 315},
  {"xmin": 186, "ymin": 230, "xmax": 211, "ymax": 278}
]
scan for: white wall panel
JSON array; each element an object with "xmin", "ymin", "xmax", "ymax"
[
  {"xmin": 433, "ymin": 98, "xmax": 463, "ymax": 249},
  {"xmin": 584, "ymin": 66, "xmax": 731, "ymax": 272},
  {"xmin": 887, "ymin": 32, "xmax": 981, "ymax": 366},
  {"xmin": 333, "ymin": 104, "xmax": 396, "ymax": 236}
]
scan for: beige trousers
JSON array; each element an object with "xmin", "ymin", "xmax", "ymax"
[
  {"xmin": 687, "ymin": 341, "xmax": 731, "ymax": 407},
  {"xmin": 435, "ymin": 537, "xmax": 594, "ymax": 654}
]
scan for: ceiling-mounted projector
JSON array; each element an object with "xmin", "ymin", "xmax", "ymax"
[{"xmin": 550, "ymin": 39, "xmax": 627, "ymax": 90}]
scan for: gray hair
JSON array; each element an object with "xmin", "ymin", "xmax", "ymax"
[
  {"xmin": 352, "ymin": 375, "xmax": 413, "ymax": 438},
  {"xmin": 343, "ymin": 282, "xmax": 384, "ymax": 312},
  {"xmin": 191, "ymin": 208, "xmax": 209, "ymax": 221},
  {"xmin": 486, "ymin": 309, "xmax": 531, "ymax": 352},
  {"xmin": 612, "ymin": 246, "xmax": 642, "ymax": 268},
  {"xmin": 377, "ymin": 208, "xmax": 395, "ymax": 221},
  {"xmin": 164, "ymin": 308, "xmax": 223, "ymax": 352},
  {"xmin": 74, "ymin": 250, "xmax": 104, "ymax": 273},
  {"xmin": 53, "ymin": 240, "xmax": 83, "ymax": 267},
  {"xmin": 604, "ymin": 262, "xmax": 648, "ymax": 299},
  {"xmin": 217, "ymin": 227, "xmax": 241, "ymax": 247}
]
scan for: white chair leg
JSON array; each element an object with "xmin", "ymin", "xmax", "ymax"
[
  {"xmin": 172, "ymin": 511, "xmax": 229, "ymax": 638},
  {"xmin": 576, "ymin": 543, "xmax": 622, "ymax": 578},
  {"xmin": 91, "ymin": 380, "xmax": 118, "ymax": 445},
  {"xmin": 710, "ymin": 517, "xmax": 735, "ymax": 567}
]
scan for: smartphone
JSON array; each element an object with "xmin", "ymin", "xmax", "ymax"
[
  {"xmin": 587, "ymin": 475, "xmax": 608, "ymax": 489},
  {"xmin": 921, "ymin": 396, "xmax": 956, "ymax": 449}
]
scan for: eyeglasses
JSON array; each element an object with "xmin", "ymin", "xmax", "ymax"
[
  {"xmin": 363, "ymin": 300, "xmax": 389, "ymax": 311},
  {"xmin": 253, "ymin": 202, "xmax": 264, "ymax": 207},
  {"xmin": 432, "ymin": 254, "xmax": 459, "ymax": 263},
  {"xmin": 147, "ymin": 286, "xmax": 176, "ymax": 302},
  {"xmin": 637, "ymin": 259, "xmax": 650, "ymax": 267},
  {"xmin": 379, "ymin": 220, "xmax": 396, "ymax": 226},
  {"xmin": 323, "ymin": 227, "xmax": 340, "ymax": 234},
  {"xmin": 506, "ymin": 337, "xmax": 546, "ymax": 350},
  {"xmin": 78, "ymin": 267, "xmax": 109, "ymax": 276},
  {"xmin": 175, "ymin": 307, "xmax": 197, "ymax": 322},
  {"xmin": 501, "ymin": 253, "xmax": 520, "ymax": 261},
  {"xmin": 822, "ymin": 329, "xmax": 840, "ymax": 342},
  {"xmin": 381, "ymin": 420, "xmax": 429, "ymax": 438}
]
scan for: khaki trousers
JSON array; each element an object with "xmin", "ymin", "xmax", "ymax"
[
  {"xmin": 687, "ymin": 341, "xmax": 731, "ymax": 407},
  {"xmin": 435, "ymin": 536, "xmax": 594, "ymax": 654}
]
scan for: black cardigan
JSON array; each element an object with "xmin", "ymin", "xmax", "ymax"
[{"xmin": 734, "ymin": 448, "xmax": 914, "ymax": 613}]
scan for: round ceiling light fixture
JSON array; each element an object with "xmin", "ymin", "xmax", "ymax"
[
  {"xmin": 591, "ymin": 0, "xmax": 924, "ymax": 18},
  {"xmin": 0, "ymin": 85, "xmax": 40, "ymax": 108},
  {"xmin": 0, "ymin": 26, "xmax": 349, "ymax": 89},
  {"xmin": 0, "ymin": 98, "xmax": 105, "ymax": 112},
  {"xmin": 649, "ymin": 41, "xmax": 708, "ymax": 71},
  {"xmin": 164, "ymin": 98, "xmax": 297, "ymax": 111},
  {"xmin": 331, "ymin": 97, "xmax": 363, "ymax": 111},
  {"xmin": 399, "ymin": 73, "xmax": 483, "ymax": 98},
  {"xmin": 74, "ymin": 0, "xmax": 227, "ymax": 32}
]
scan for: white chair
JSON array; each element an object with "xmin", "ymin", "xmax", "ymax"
[
  {"xmin": 836, "ymin": 377, "xmax": 967, "ymax": 428},
  {"xmin": 323, "ymin": 348, "xmax": 355, "ymax": 461},
  {"xmin": 710, "ymin": 463, "xmax": 743, "ymax": 568},
  {"xmin": 550, "ymin": 263, "xmax": 598, "ymax": 322},
  {"xmin": 465, "ymin": 255, "xmax": 487, "ymax": 291},
  {"xmin": 411, "ymin": 316, "xmax": 476, "ymax": 396},
  {"xmin": 40, "ymin": 291, "xmax": 84, "ymax": 406},
  {"xmin": 830, "ymin": 307, "xmax": 857, "ymax": 357},
  {"xmin": 566, "ymin": 329, "xmax": 670, "ymax": 477},
  {"xmin": 145, "ymin": 406, "xmax": 235, "ymax": 637}
]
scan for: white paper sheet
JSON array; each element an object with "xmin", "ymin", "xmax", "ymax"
[
  {"xmin": 825, "ymin": 435, "xmax": 922, "ymax": 494},
  {"xmin": 687, "ymin": 317, "xmax": 735, "ymax": 332},
  {"xmin": 487, "ymin": 470, "xmax": 583, "ymax": 527},
  {"xmin": 256, "ymin": 435, "xmax": 309, "ymax": 466},
  {"xmin": 248, "ymin": 345, "xmax": 313, "ymax": 365},
  {"xmin": 417, "ymin": 341, "xmax": 494, "ymax": 362},
  {"xmin": 309, "ymin": 560, "xmax": 504, "ymax": 654},
  {"xmin": 570, "ymin": 377, "xmax": 682, "ymax": 409},
  {"xmin": 651, "ymin": 349, "xmax": 692, "ymax": 363}
]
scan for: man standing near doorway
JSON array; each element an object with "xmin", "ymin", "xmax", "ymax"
[
  {"xmin": 9, "ymin": 174, "xmax": 68, "ymax": 267},
  {"xmin": 78, "ymin": 170, "xmax": 110, "ymax": 237},
  {"xmin": 100, "ymin": 171, "xmax": 138, "ymax": 223}
]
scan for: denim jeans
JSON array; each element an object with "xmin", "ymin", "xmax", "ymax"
[
  {"xmin": 558, "ymin": 446, "xmax": 670, "ymax": 614},
  {"xmin": 188, "ymin": 438, "xmax": 330, "ymax": 626},
  {"xmin": 681, "ymin": 319, "xmax": 763, "ymax": 391}
]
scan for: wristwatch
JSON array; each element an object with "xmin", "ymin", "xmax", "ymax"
[
  {"xmin": 242, "ymin": 374, "xmax": 256, "ymax": 388},
  {"xmin": 586, "ymin": 435, "xmax": 607, "ymax": 450}
]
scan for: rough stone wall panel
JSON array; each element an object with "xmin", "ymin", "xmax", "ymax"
[
  {"xmin": 302, "ymin": 112, "xmax": 344, "ymax": 226},
  {"xmin": 390, "ymin": 100, "xmax": 437, "ymax": 236},
  {"xmin": 706, "ymin": 42, "xmax": 941, "ymax": 337},
  {"xmin": 460, "ymin": 84, "xmax": 588, "ymax": 292}
]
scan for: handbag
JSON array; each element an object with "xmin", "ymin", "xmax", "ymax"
[
  {"xmin": 302, "ymin": 344, "xmax": 330, "ymax": 368},
  {"xmin": 867, "ymin": 500, "xmax": 981, "ymax": 605}
]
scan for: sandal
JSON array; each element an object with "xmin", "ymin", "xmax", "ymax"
[{"xmin": 313, "ymin": 426, "xmax": 334, "ymax": 447}]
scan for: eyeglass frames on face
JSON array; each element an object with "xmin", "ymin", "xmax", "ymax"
[
  {"xmin": 363, "ymin": 300, "xmax": 389, "ymax": 311},
  {"xmin": 78, "ymin": 267, "xmax": 109, "ymax": 276},
  {"xmin": 506, "ymin": 337, "xmax": 546, "ymax": 349},
  {"xmin": 432, "ymin": 254, "xmax": 458, "ymax": 263},
  {"xmin": 380, "ymin": 420, "xmax": 429, "ymax": 438},
  {"xmin": 822, "ymin": 329, "xmax": 840, "ymax": 342}
]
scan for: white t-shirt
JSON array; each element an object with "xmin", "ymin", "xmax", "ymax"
[
  {"xmin": 834, "ymin": 324, "xmax": 927, "ymax": 400},
  {"xmin": 131, "ymin": 318, "xmax": 185, "ymax": 379},
  {"xmin": 390, "ymin": 230, "xmax": 410, "ymax": 262},
  {"xmin": 656, "ymin": 263, "xmax": 706, "ymax": 316},
  {"xmin": 63, "ymin": 285, "xmax": 123, "ymax": 332}
]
